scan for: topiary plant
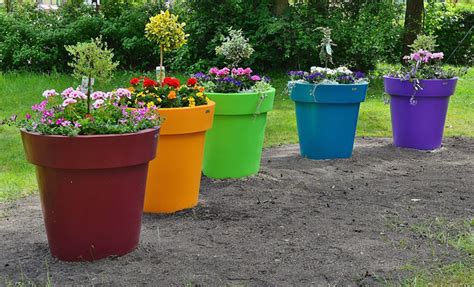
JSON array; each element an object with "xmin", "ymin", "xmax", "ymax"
[
  {"xmin": 65, "ymin": 37, "xmax": 119, "ymax": 114},
  {"xmin": 215, "ymin": 28, "xmax": 254, "ymax": 67},
  {"xmin": 409, "ymin": 34, "xmax": 439, "ymax": 52},
  {"xmin": 145, "ymin": 10, "xmax": 188, "ymax": 83}
]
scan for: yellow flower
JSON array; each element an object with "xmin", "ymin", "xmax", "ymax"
[
  {"xmin": 156, "ymin": 97, "xmax": 162, "ymax": 103},
  {"xmin": 167, "ymin": 91, "xmax": 177, "ymax": 99},
  {"xmin": 128, "ymin": 87, "xmax": 135, "ymax": 93},
  {"xmin": 138, "ymin": 92, "xmax": 145, "ymax": 97},
  {"xmin": 206, "ymin": 97, "xmax": 210, "ymax": 103},
  {"xmin": 147, "ymin": 102, "xmax": 155, "ymax": 108},
  {"xmin": 189, "ymin": 97, "xmax": 195, "ymax": 107},
  {"xmin": 196, "ymin": 92, "xmax": 203, "ymax": 98}
]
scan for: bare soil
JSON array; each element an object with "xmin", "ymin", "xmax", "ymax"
[{"xmin": 1, "ymin": 137, "xmax": 473, "ymax": 286}]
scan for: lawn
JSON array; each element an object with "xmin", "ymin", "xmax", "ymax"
[{"xmin": 0, "ymin": 68, "xmax": 473, "ymax": 202}]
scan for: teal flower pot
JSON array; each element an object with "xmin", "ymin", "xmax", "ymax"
[{"xmin": 289, "ymin": 82, "xmax": 368, "ymax": 160}]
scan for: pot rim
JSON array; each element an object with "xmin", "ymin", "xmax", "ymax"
[
  {"xmin": 383, "ymin": 76, "xmax": 459, "ymax": 82},
  {"xmin": 20, "ymin": 126, "xmax": 160, "ymax": 139},
  {"xmin": 291, "ymin": 82, "xmax": 368, "ymax": 87},
  {"xmin": 154, "ymin": 100, "xmax": 215, "ymax": 112},
  {"xmin": 205, "ymin": 88, "xmax": 276, "ymax": 96}
]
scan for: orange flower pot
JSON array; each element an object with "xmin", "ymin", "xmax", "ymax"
[{"xmin": 144, "ymin": 101, "xmax": 215, "ymax": 213}]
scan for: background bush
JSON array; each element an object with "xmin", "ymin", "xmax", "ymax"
[{"xmin": 0, "ymin": 1, "xmax": 471, "ymax": 73}]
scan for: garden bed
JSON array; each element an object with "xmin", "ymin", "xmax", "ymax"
[{"xmin": 1, "ymin": 137, "xmax": 473, "ymax": 285}]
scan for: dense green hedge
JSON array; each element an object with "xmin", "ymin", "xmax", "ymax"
[{"xmin": 0, "ymin": 1, "xmax": 471, "ymax": 73}]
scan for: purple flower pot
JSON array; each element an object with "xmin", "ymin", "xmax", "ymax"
[{"xmin": 383, "ymin": 76, "xmax": 458, "ymax": 150}]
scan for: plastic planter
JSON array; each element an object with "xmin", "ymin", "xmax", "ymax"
[
  {"xmin": 21, "ymin": 128, "xmax": 160, "ymax": 261},
  {"xmin": 144, "ymin": 102, "xmax": 215, "ymax": 213},
  {"xmin": 383, "ymin": 76, "xmax": 458, "ymax": 150},
  {"xmin": 202, "ymin": 89, "xmax": 275, "ymax": 178},
  {"xmin": 290, "ymin": 82, "xmax": 367, "ymax": 160}
]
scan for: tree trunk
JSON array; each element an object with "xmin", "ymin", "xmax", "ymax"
[
  {"xmin": 272, "ymin": 0, "xmax": 288, "ymax": 16},
  {"xmin": 402, "ymin": 0, "xmax": 424, "ymax": 57}
]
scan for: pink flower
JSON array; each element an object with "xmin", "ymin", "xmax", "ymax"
[
  {"xmin": 115, "ymin": 88, "xmax": 132, "ymax": 99},
  {"xmin": 61, "ymin": 120, "xmax": 71, "ymax": 127},
  {"xmin": 216, "ymin": 67, "xmax": 230, "ymax": 77},
  {"xmin": 42, "ymin": 89, "xmax": 58, "ymax": 98},
  {"xmin": 25, "ymin": 113, "xmax": 31, "ymax": 120},
  {"xmin": 74, "ymin": 122, "xmax": 81, "ymax": 128},
  {"xmin": 251, "ymin": 75, "xmax": 261, "ymax": 81},
  {"xmin": 69, "ymin": 90, "xmax": 87, "ymax": 99},
  {"xmin": 91, "ymin": 91, "xmax": 106, "ymax": 100},
  {"xmin": 209, "ymin": 67, "xmax": 219, "ymax": 75},
  {"xmin": 243, "ymin": 67, "xmax": 253, "ymax": 74},
  {"xmin": 61, "ymin": 87, "xmax": 75, "ymax": 98},
  {"xmin": 432, "ymin": 52, "xmax": 444, "ymax": 60},
  {"xmin": 32, "ymin": 100, "xmax": 48, "ymax": 112},
  {"xmin": 93, "ymin": 99, "xmax": 105, "ymax": 109},
  {"xmin": 62, "ymin": 98, "xmax": 77, "ymax": 107}
]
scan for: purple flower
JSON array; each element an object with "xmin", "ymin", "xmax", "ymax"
[
  {"xmin": 354, "ymin": 71, "xmax": 365, "ymax": 79},
  {"xmin": 305, "ymin": 72, "xmax": 324, "ymax": 82},
  {"xmin": 25, "ymin": 113, "xmax": 31, "ymax": 120},
  {"xmin": 32, "ymin": 100, "xmax": 48, "ymax": 112},
  {"xmin": 74, "ymin": 122, "xmax": 81, "ymax": 128},
  {"xmin": 194, "ymin": 72, "xmax": 211, "ymax": 81}
]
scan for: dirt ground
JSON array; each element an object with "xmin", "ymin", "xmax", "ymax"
[{"xmin": 1, "ymin": 137, "xmax": 473, "ymax": 286}]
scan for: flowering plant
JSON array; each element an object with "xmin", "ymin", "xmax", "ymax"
[
  {"xmin": 288, "ymin": 66, "xmax": 367, "ymax": 84},
  {"xmin": 126, "ymin": 76, "xmax": 209, "ymax": 108},
  {"xmin": 2, "ymin": 87, "xmax": 160, "ymax": 137},
  {"xmin": 386, "ymin": 49, "xmax": 465, "ymax": 81},
  {"xmin": 194, "ymin": 67, "xmax": 272, "ymax": 93}
]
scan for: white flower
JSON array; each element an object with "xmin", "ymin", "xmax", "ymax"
[
  {"xmin": 42, "ymin": 89, "xmax": 58, "ymax": 98},
  {"xmin": 336, "ymin": 66, "xmax": 353, "ymax": 75},
  {"xmin": 326, "ymin": 69, "xmax": 336, "ymax": 75},
  {"xmin": 310, "ymin": 66, "xmax": 328, "ymax": 73}
]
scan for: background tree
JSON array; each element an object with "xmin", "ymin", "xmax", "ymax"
[
  {"xmin": 403, "ymin": 0, "xmax": 424, "ymax": 57},
  {"xmin": 272, "ymin": 0, "xmax": 288, "ymax": 16}
]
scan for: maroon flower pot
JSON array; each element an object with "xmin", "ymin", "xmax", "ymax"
[{"xmin": 20, "ymin": 128, "xmax": 160, "ymax": 261}]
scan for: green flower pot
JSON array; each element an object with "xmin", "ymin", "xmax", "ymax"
[{"xmin": 203, "ymin": 88, "xmax": 275, "ymax": 178}]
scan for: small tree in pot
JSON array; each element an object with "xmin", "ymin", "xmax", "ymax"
[
  {"xmin": 287, "ymin": 27, "xmax": 369, "ymax": 160},
  {"xmin": 2, "ymin": 38, "xmax": 160, "ymax": 262},
  {"xmin": 195, "ymin": 28, "xmax": 275, "ymax": 179}
]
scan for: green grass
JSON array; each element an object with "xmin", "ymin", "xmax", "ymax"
[
  {"xmin": 400, "ymin": 218, "xmax": 474, "ymax": 286},
  {"xmin": 0, "ymin": 68, "xmax": 473, "ymax": 201}
]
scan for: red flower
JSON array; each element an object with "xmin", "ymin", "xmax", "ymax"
[
  {"xmin": 130, "ymin": 77, "xmax": 140, "ymax": 85},
  {"xmin": 162, "ymin": 77, "xmax": 181, "ymax": 89},
  {"xmin": 186, "ymin": 77, "xmax": 197, "ymax": 86},
  {"xmin": 143, "ymin": 77, "xmax": 158, "ymax": 88}
]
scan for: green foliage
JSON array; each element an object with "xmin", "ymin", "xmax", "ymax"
[
  {"xmin": 316, "ymin": 27, "xmax": 336, "ymax": 68},
  {"xmin": 145, "ymin": 10, "xmax": 187, "ymax": 52},
  {"xmin": 408, "ymin": 34, "xmax": 439, "ymax": 52},
  {"xmin": 424, "ymin": 2, "xmax": 473, "ymax": 65},
  {"xmin": 0, "ymin": 1, "xmax": 471, "ymax": 72},
  {"xmin": 65, "ymin": 37, "xmax": 118, "ymax": 82},
  {"xmin": 215, "ymin": 28, "xmax": 255, "ymax": 67}
]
